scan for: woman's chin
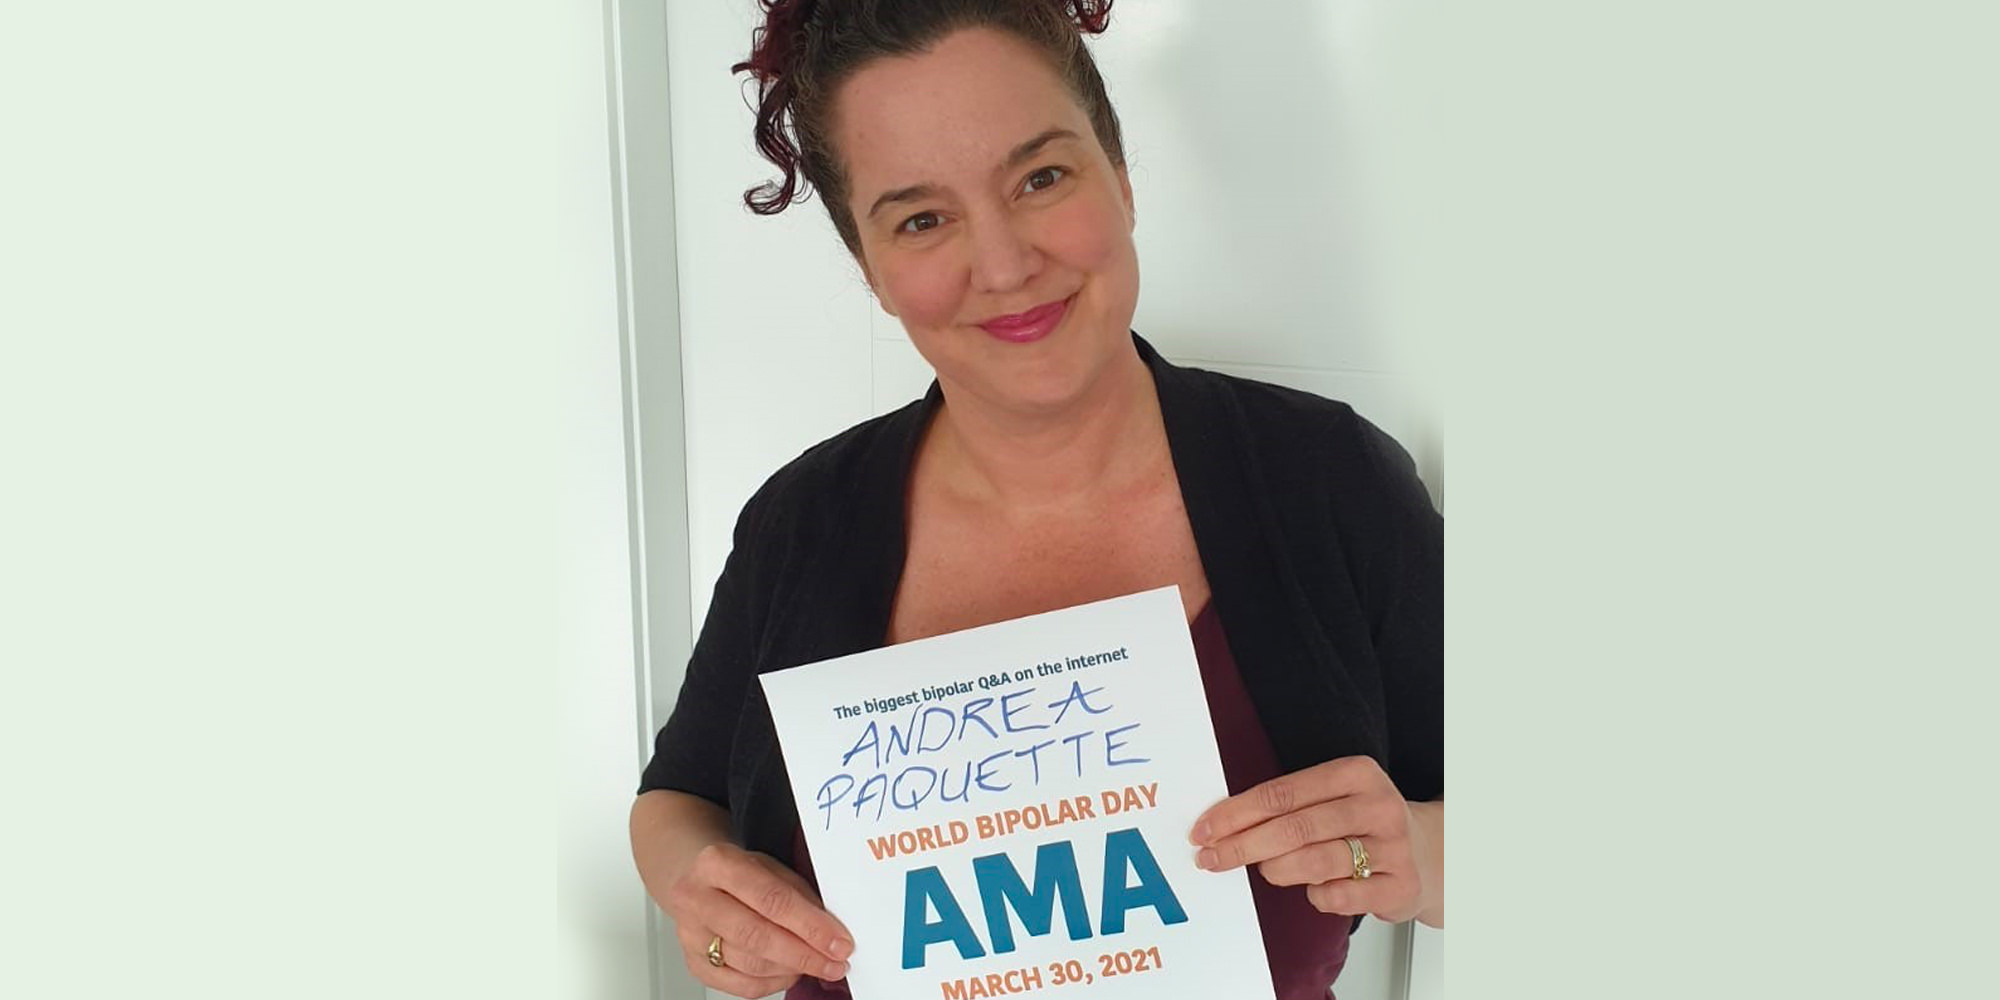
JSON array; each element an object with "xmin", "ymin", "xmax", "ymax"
[{"xmin": 921, "ymin": 313, "xmax": 1135, "ymax": 412}]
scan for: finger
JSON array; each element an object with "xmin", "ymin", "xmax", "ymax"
[
  {"xmin": 1191, "ymin": 756, "xmax": 1383, "ymax": 845},
  {"xmin": 705, "ymin": 849, "xmax": 855, "ymax": 964},
  {"xmin": 675, "ymin": 921, "xmax": 788, "ymax": 979},
  {"xmin": 1305, "ymin": 872, "xmax": 1421, "ymax": 923},
  {"xmin": 735, "ymin": 859, "xmax": 832, "ymax": 973},
  {"xmin": 690, "ymin": 888, "xmax": 850, "ymax": 981},
  {"xmin": 1195, "ymin": 799, "xmax": 1372, "ymax": 872},
  {"xmin": 750, "ymin": 852, "xmax": 837, "ymax": 913},
  {"xmin": 675, "ymin": 921, "xmax": 797, "ymax": 995},
  {"xmin": 1254, "ymin": 835, "xmax": 1404, "ymax": 887}
]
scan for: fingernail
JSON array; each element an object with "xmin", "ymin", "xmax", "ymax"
[
  {"xmin": 1196, "ymin": 847, "xmax": 1217, "ymax": 870},
  {"xmin": 1190, "ymin": 820, "xmax": 1211, "ymax": 844},
  {"xmin": 829, "ymin": 937, "xmax": 853, "ymax": 960},
  {"xmin": 826, "ymin": 961, "xmax": 849, "ymax": 979}
]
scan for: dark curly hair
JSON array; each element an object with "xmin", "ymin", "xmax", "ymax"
[{"xmin": 732, "ymin": 0, "xmax": 1124, "ymax": 258}]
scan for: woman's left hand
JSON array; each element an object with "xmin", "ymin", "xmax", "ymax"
[{"xmin": 1189, "ymin": 755, "xmax": 1443, "ymax": 926}]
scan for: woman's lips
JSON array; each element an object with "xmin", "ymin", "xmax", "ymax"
[{"xmin": 976, "ymin": 296, "xmax": 1071, "ymax": 344}]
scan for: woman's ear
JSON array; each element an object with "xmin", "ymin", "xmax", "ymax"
[{"xmin": 856, "ymin": 254, "xmax": 899, "ymax": 318}]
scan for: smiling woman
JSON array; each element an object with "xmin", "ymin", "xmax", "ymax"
[{"xmin": 628, "ymin": 3, "xmax": 1443, "ymax": 999}]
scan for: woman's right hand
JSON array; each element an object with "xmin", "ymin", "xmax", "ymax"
[{"xmin": 663, "ymin": 840, "xmax": 855, "ymax": 998}]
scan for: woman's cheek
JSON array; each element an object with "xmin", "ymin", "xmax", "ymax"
[
  {"xmin": 1049, "ymin": 200, "xmax": 1132, "ymax": 272},
  {"xmin": 887, "ymin": 260, "xmax": 968, "ymax": 331}
]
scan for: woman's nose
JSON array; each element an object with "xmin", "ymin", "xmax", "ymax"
[{"xmin": 966, "ymin": 216, "xmax": 1043, "ymax": 294}]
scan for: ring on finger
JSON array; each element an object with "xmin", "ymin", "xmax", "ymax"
[
  {"xmin": 706, "ymin": 934, "xmax": 726, "ymax": 968},
  {"xmin": 1343, "ymin": 836, "xmax": 1372, "ymax": 880}
]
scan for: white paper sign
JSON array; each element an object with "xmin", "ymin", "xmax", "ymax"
[{"xmin": 760, "ymin": 586, "xmax": 1274, "ymax": 1000}]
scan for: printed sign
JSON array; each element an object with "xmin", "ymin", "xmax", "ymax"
[{"xmin": 760, "ymin": 586, "xmax": 1274, "ymax": 999}]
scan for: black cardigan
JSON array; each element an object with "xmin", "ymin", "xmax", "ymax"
[{"xmin": 639, "ymin": 334, "xmax": 1444, "ymax": 867}]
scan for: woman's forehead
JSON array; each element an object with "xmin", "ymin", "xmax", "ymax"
[{"xmin": 834, "ymin": 29, "xmax": 1088, "ymax": 185}]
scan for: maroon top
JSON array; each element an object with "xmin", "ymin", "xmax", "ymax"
[
  {"xmin": 1186, "ymin": 599, "xmax": 1354, "ymax": 1000},
  {"xmin": 784, "ymin": 601, "xmax": 1350, "ymax": 999}
]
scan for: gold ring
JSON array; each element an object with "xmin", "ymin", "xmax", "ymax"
[
  {"xmin": 706, "ymin": 935, "xmax": 726, "ymax": 968},
  {"xmin": 1344, "ymin": 836, "xmax": 1372, "ymax": 880}
]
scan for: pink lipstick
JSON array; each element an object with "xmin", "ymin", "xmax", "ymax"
[{"xmin": 976, "ymin": 296, "xmax": 1071, "ymax": 344}]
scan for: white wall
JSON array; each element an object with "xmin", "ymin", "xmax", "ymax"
[
  {"xmin": 561, "ymin": 245, "xmax": 657, "ymax": 999},
  {"xmin": 657, "ymin": 1, "xmax": 1440, "ymax": 997},
  {"xmin": 666, "ymin": 1, "xmax": 883, "ymax": 625},
  {"xmin": 9, "ymin": 2, "xmax": 660, "ymax": 998},
  {"xmin": 562, "ymin": 2, "xmax": 662, "ymax": 999}
]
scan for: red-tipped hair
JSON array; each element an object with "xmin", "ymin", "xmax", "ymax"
[{"xmin": 733, "ymin": 0, "xmax": 821, "ymax": 214}]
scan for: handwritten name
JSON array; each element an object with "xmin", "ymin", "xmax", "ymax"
[{"xmin": 814, "ymin": 682, "xmax": 1151, "ymax": 831}]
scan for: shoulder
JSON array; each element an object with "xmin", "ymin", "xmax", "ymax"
[
  {"xmin": 1160, "ymin": 358, "xmax": 1439, "ymax": 645},
  {"xmin": 730, "ymin": 394, "xmax": 930, "ymax": 544},
  {"xmin": 1164, "ymin": 361, "xmax": 1421, "ymax": 501}
]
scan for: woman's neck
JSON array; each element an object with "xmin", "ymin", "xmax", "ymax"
[{"xmin": 924, "ymin": 346, "xmax": 1167, "ymax": 513}]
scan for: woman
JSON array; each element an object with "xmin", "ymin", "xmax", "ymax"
[{"xmin": 630, "ymin": 2, "xmax": 1443, "ymax": 997}]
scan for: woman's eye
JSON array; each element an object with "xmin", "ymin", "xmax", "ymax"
[
  {"xmin": 1023, "ymin": 166, "xmax": 1066, "ymax": 193},
  {"xmin": 899, "ymin": 212, "xmax": 941, "ymax": 235}
]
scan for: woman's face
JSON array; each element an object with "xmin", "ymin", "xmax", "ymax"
[{"xmin": 832, "ymin": 28, "xmax": 1139, "ymax": 415}]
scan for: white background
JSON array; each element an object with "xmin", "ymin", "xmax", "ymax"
[{"xmin": 6, "ymin": 2, "xmax": 1986, "ymax": 1000}]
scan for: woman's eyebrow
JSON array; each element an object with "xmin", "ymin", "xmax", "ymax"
[
  {"xmin": 865, "ymin": 128, "xmax": 1082, "ymax": 221},
  {"xmin": 996, "ymin": 127, "xmax": 1081, "ymax": 174}
]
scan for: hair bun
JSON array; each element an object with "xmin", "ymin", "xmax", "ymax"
[
  {"xmin": 734, "ymin": 0, "xmax": 818, "ymax": 83},
  {"xmin": 1056, "ymin": 0, "xmax": 1114, "ymax": 35}
]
